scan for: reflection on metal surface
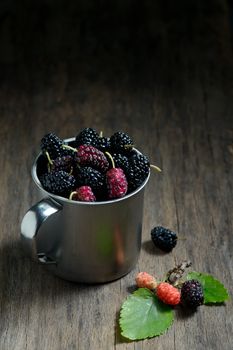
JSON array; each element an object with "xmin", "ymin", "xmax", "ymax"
[
  {"xmin": 37, "ymin": 253, "xmax": 57, "ymax": 265},
  {"xmin": 21, "ymin": 211, "xmax": 37, "ymax": 239},
  {"xmin": 114, "ymin": 225, "xmax": 125, "ymax": 267}
]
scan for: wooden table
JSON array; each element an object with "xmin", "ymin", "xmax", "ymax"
[{"xmin": 0, "ymin": 1, "xmax": 232, "ymax": 349}]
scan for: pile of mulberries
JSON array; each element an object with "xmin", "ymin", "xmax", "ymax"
[{"xmin": 38, "ymin": 128, "xmax": 157, "ymax": 202}]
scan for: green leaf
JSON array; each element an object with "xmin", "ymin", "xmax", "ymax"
[
  {"xmin": 186, "ymin": 272, "xmax": 230, "ymax": 304},
  {"xmin": 119, "ymin": 288, "xmax": 174, "ymax": 340}
]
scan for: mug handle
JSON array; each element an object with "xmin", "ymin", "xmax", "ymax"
[{"xmin": 20, "ymin": 198, "xmax": 62, "ymax": 265}]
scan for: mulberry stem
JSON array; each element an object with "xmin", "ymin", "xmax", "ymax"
[
  {"xmin": 124, "ymin": 144, "xmax": 134, "ymax": 149},
  {"xmin": 105, "ymin": 151, "xmax": 115, "ymax": 168},
  {"xmin": 62, "ymin": 144, "xmax": 77, "ymax": 152},
  {"xmin": 69, "ymin": 191, "xmax": 77, "ymax": 200},
  {"xmin": 45, "ymin": 151, "xmax": 53, "ymax": 165},
  {"xmin": 150, "ymin": 164, "xmax": 162, "ymax": 172}
]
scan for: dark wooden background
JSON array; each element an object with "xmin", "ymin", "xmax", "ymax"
[{"xmin": 0, "ymin": 0, "xmax": 232, "ymax": 349}]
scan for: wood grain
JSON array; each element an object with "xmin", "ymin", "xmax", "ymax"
[{"xmin": 0, "ymin": 0, "xmax": 232, "ymax": 349}]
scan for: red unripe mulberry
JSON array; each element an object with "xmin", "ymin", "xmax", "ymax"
[
  {"xmin": 106, "ymin": 168, "xmax": 128, "ymax": 199},
  {"xmin": 156, "ymin": 282, "xmax": 181, "ymax": 305}
]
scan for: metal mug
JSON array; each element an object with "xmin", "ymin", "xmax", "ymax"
[{"xmin": 20, "ymin": 138, "xmax": 150, "ymax": 283}]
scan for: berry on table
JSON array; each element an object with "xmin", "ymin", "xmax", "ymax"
[
  {"xmin": 135, "ymin": 272, "xmax": 158, "ymax": 290},
  {"xmin": 70, "ymin": 186, "xmax": 96, "ymax": 202},
  {"xmin": 181, "ymin": 280, "xmax": 204, "ymax": 308},
  {"xmin": 156, "ymin": 282, "xmax": 181, "ymax": 306},
  {"xmin": 151, "ymin": 226, "xmax": 177, "ymax": 252},
  {"xmin": 40, "ymin": 171, "xmax": 76, "ymax": 197}
]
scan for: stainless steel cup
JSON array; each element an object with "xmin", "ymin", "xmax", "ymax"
[{"xmin": 21, "ymin": 139, "xmax": 150, "ymax": 283}]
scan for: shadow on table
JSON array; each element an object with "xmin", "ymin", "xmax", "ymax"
[
  {"xmin": 0, "ymin": 239, "xmax": 104, "ymax": 328},
  {"xmin": 175, "ymin": 305, "xmax": 199, "ymax": 319},
  {"xmin": 142, "ymin": 239, "xmax": 170, "ymax": 256}
]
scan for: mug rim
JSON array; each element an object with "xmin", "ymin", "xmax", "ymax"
[{"xmin": 32, "ymin": 137, "xmax": 150, "ymax": 206}]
